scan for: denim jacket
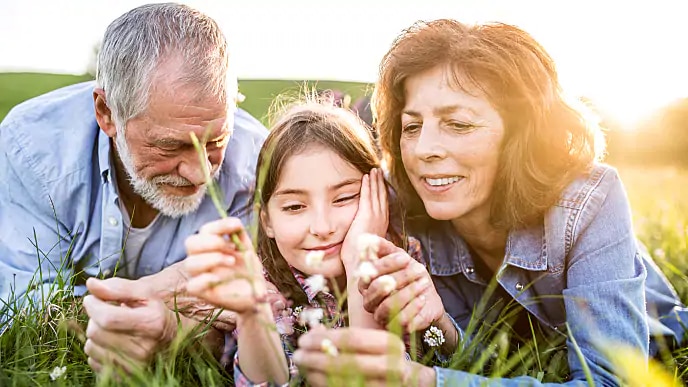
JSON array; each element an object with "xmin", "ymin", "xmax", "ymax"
[{"xmin": 414, "ymin": 164, "xmax": 687, "ymax": 386}]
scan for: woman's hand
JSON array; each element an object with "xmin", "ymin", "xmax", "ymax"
[
  {"xmin": 358, "ymin": 236, "xmax": 446, "ymax": 333},
  {"xmin": 184, "ymin": 217, "xmax": 269, "ymax": 315},
  {"xmin": 293, "ymin": 327, "xmax": 436, "ymax": 386},
  {"xmin": 341, "ymin": 168, "xmax": 389, "ymax": 271}
]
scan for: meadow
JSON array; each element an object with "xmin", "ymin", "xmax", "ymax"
[{"xmin": 0, "ymin": 73, "xmax": 687, "ymax": 386}]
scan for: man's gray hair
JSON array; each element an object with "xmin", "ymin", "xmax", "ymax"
[{"xmin": 96, "ymin": 3, "xmax": 234, "ymax": 128}]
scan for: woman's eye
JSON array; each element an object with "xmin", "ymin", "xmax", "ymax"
[
  {"xmin": 334, "ymin": 194, "xmax": 360, "ymax": 204},
  {"xmin": 447, "ymin": 121, "xmax": 476, "ymax": 133},
  {"xmin": 401, "ymin": 123, "xmax": 421, "ymax": 135}
]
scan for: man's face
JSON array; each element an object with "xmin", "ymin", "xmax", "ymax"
[{"xmin": 115, "ymin": 81, "xmax": 234, "ymax": 218}]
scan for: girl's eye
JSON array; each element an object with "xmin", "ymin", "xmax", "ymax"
[
  {"xmin": 334, "ymin": 194, "xmax": 360, "ymax": 204},
  {"xmin": 282, "ymin": 204, "xmax": 305, "ymax": 212}
]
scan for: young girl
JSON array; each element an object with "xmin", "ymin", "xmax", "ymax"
[{"xmin": 183, "ymin": 102, "xmax": 428, "ymax": 385}]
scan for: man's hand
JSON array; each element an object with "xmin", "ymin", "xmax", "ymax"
[
  {"xmin": 83, "ymin": 277, "xmax": 177, "ymax": 374},
  {"xmin": 140, "ymin": 261, "xmax": 239, "ymax": 332}
]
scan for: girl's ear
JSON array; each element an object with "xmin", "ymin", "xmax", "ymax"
[{"xmin": 260, "ymin": 209, "xmax": 275, "ymax": 238}]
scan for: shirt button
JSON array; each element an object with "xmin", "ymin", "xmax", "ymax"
[
  {"xmin": 465, "ymin": 266, "xmax": 475, "ymax": 274},
  {"xmin": 108, "ymin": 217, "xmax": 118, "ymax": 227},
  {"xmin": 515, "ymin": 282, "xmax": 524, "ymax": 291}
]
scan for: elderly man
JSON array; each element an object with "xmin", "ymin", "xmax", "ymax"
[{"xmin": 0, "ymin": 3, "xmax": 280, "ymax": 372}]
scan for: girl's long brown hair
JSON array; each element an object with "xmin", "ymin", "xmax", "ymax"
[{"xmin": 249, "ymin": 101, "xmax": 404, "ymax": 306}]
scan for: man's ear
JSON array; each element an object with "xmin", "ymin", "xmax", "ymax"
[
  {"xmin": 260, "ymin": 209, "xmax": 275, "ymax": 238},
  {"xmin": 93, "ymin": 88, "xmax": 117, "ymax": 138}
]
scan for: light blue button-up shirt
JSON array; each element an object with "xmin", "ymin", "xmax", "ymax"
[{"xmin": 0, "ymin": 81, "xmax": 267, "ymax": 309}]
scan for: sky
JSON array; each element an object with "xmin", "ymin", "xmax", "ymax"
[{"xmin": 1, "ymin": 0, "xmax": 687, "ymax": 127}]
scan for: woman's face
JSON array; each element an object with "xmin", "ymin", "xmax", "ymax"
[
  {"xmin": 399, "ymin": 65, "xmax": 504, "ymax": 226},
  {"xmin": 262, "ymin": 145, "xmax": 363, "ymax": 278}
]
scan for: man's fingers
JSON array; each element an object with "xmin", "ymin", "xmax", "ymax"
[
  {"xmin": 83, "ymin": 295, "xmax": 162, "ymax": 333},
  {"xmin": 86, "ymin": 277, "xmax": 149, "ymax": 303},
  {"xmin": 84, "ymin": 339, "xmax": 144, "ymax": 374},
  {"xmin": 87, "ymin": 357, "xmax": 103, "ymax": 373},
  {"xmin": 85, "ymin": 322, "xmax": 153, "ymax": 361}
]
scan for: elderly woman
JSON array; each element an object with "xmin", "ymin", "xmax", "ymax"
[{"xmin": 292, "ymin": 19, "xmax": 687, "ymax": 386}]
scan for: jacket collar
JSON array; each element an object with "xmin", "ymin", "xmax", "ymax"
[{"xmin": 423, "ymin": 220, "xmax": 548, "ymax": 276}]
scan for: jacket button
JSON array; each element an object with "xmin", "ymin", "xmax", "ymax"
[
  {"xmin": 515, "ymin": 282, "xmax": 524, "ymax": 291},
  {"xmin": 465, "ymin": 266, "xmax": 475, "ymax": 274}
]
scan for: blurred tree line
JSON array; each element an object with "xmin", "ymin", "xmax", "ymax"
[{"xmin": 598, "ymin": 98, "xmax": 688, "ymax": 166}]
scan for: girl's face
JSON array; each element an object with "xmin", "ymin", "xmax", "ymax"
[{"xmin": 262, "ymin": 145, "xmax": 363, "ymax": 278}]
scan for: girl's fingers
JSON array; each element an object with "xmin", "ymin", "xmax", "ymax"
[
  {"xmin": 185, "ymin": 233, "xmax": 235, "ymax": 255},
  {"xmin": 376, "ymin": 169, "xmax": 388, "ymax": 222},
  {"xmin": 369, "ymin": 168, "xmax": 380, "ymax": 218},
  {"xmin": 185, "ymin": 272, "xmax": 223, "ymax": 295},
  {"xmin": 197, "ymin": 217, "xmax": 256, "ymax": 251},
  {"xmin": 184, "ymin": 252, "xmax": 235, "ymax": 275},
  {"xmin": 198, "ymin": 217, "xmax": 245, "ymax": 236},
  {"xmin": 359, "ymin": 174, "xmax": 371, "ymax": 215}
]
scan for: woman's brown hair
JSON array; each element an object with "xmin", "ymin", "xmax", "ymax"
[
  {"xmin": 373, "ymin": 19, "xmax": 605, "ymax": 230},
  {"xmin": 250, "ymin": 101, "xmax": 403, "ymax": 306}
]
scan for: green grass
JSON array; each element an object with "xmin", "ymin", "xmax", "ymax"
[
  {"xmin": 1, "ymin": 73, "xmax": 687, "ymax": 385},
  {"xmin": 0, "ymin": 72, "xmax": 371, "ymax": 125}
]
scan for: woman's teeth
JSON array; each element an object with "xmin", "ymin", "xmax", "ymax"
[{"xmin": 425, "ymin": 176, "xmax": 461, "ymax": 186}]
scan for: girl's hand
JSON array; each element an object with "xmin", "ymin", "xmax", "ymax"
[
  {"xmin": 341, "ymin": 168, "xmax": 389, "ymax": 271},
  {"xmin": 184, "ymin": 217, "xmax": 268, "ymax": 315},
  {"xmin": 293, "ymin": 327, "xmax": 436, "ymax": 386}
]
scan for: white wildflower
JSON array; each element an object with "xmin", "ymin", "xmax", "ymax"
[
  {"xmin": 357, "ymin": 233, "xmax": 379, "ymax": 261},
  {"xmin": 423, "ymin": 326, "xmax": 446, "ymax": 348},
  {"xmin": 305, "ymin": 250, "xmax": 325, "ymax": 268},
  {"xmin": 653, "ymin": 248, "xmax": 666, "ymax": 260},
  {"xmin": 320, "ymin": 338, "xmax": 339, "ymax": 357},
  {"xmin": 49, "ymin": 366, "xmax": 66, "ymax": 381},
  {"xmin": 298, "ymin": 307, "xmax": 324, "ymax": 327},
  {"xmin": 377, "ymin": 275, "xmax": 397, "ymax": 294},
  {"xmin": 305, "ymin": 274, "xmax": 328, "ymax": 294},
  {"xmin": 355, "ymin": 261, "xmax": 378, "ymax": 284},
  {"xmin": 292, "ymin": 305, "xmax": 303, "ymax": 319}
]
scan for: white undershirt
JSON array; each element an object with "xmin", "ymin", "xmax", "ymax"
[{"xmin": 118, "ymin": 199, "xmax": 161, "ymax": 278}]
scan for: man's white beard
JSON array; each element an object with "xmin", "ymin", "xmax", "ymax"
[{"xmin": 114, "ymin": 128, "xmax": 219, "ymax": 218}]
